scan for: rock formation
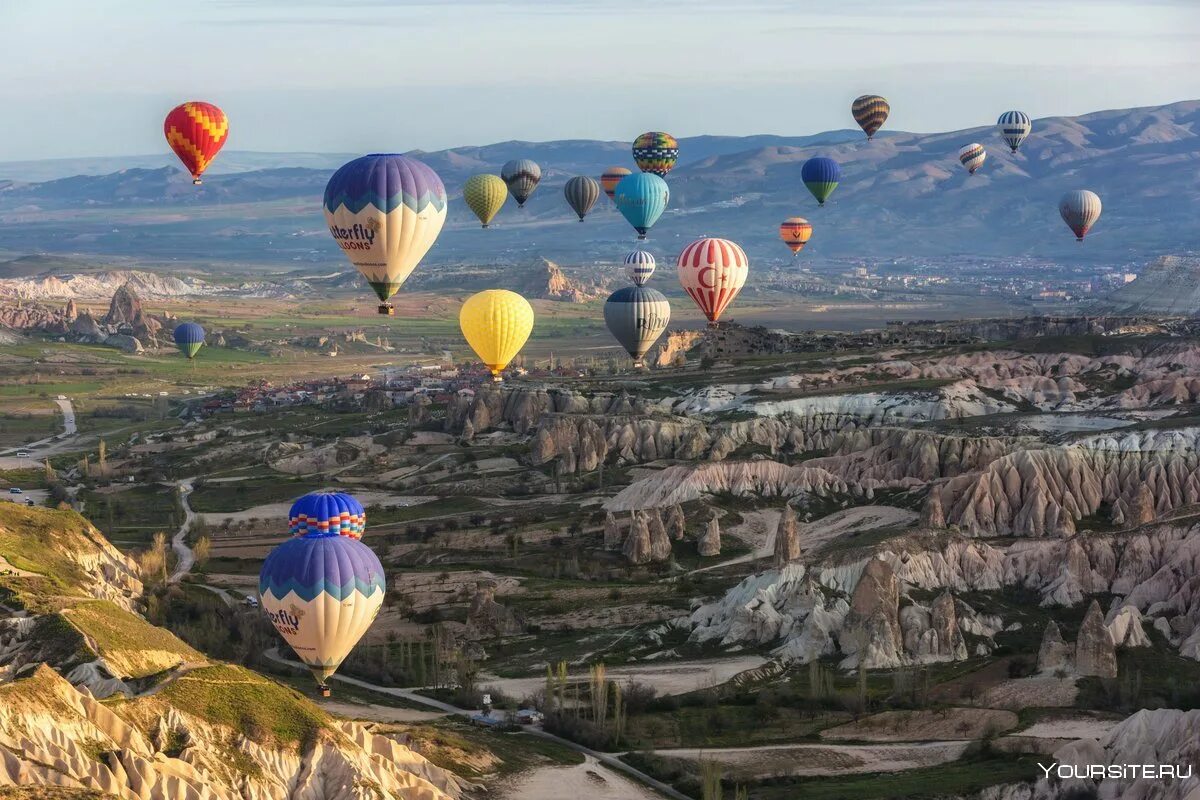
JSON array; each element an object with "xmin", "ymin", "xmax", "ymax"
[
  {"xmin": 698, "ymin": 513, "xmax": 721, "ymax": 557},
  {"xmin": 666, "ymin": 503, "xmax": 686, "ymax": 540},
  {"xmin": 603, "ymin": 511, "xmax": 622, "ymax": 550},
  {"xmin": 516, "ymin": 258, "xmax": 605, "ymax": 303},
  {"xmin": 1074, "ymin": 600, "xmax": 1118, "ymax": 679},
  {"xmin": 607, "ymin": 461, "xmax": 852, "ymax": 512},
  {"xmin": 773, "ymin": 507, "xmax": 802, "ymax": 567},
  {"xmin": 102, "ymin": 281, "xmax": 161, "ymax": 341},
  {"xmin": 622, "ymin": 511, "xmax": 652, "ymax": 565},
  {"xmin": 646, "ymin": 508, "xmax": 672, "ymax": 562},
  {"xmin": 1037, "ymin": 621, "xmax": 1071, "ymax": 673},
  {"xmin": 840, "ymin": 558, "xmax": 904, "ymax": 669},
  {"xmin": 465, "ymin": 581, "xmax": 524, "ymax": 638}
]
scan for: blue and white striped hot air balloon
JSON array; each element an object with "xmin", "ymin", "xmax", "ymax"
[
  {"xmin": 259, "ymin": 532, "xmax": 385, "ymax": 696},
  {"xmin": 623, "ymin": 249, "xmax": 656, "ymax": 286},
  {"xmin": 996, "ymin": 111, "xmax": 1032, "ymax": 153},
  {"xmin": 289, "ymin": 491, "xmax": 366, "ymax": 539}
]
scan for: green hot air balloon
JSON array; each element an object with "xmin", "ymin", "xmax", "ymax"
[
  {"xmin": 463, "ymin": 174, "xmax": 507, "ymax": 228},
  {"xmin": 563, "ymin": 176, "xmax": 600, "ymax": 222},
  {"xmin": 173, "ymin": 322, "xmax": 205, "ymax": 360},
  {"xmin": 604, "ymin": 286, "xmax": 671, "ymax": 368}
]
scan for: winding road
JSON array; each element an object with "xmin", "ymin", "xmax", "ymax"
[
  {"xmin": 263, "ymin": 649, "xmax": 691, "ymax": 800},
  {"xmin": 168, "ymin": 479, "xmax": 196, "ymax": 583}
]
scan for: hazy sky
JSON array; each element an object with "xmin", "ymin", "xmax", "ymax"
[{"xmin": 1, "ymin": 0, "xmax": 1198, "ymax": 160}]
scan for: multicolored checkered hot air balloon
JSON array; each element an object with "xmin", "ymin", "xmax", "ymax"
[
  {"xmin": 259, "ymin": 532, "xmax": 384, "ymax": 696},
  {"xmin": 289, "ymin": 491, "xmax": 366, "ymax": 539},
  {"xmin": 632, "ymin": 132, "xmax": 679, "ymax": 177},
  {"xmin": 164, "ymin": 102, "xmax": 229, "ymax": 185},
  {"xmin": 172, "ymin": 322, "xmax": 205, "ymax": 360},
  {"xmin": 677, "ymin": 237, "xmax": 749, "ymax": 327},
  {"xmin": 323, "ymin": 154, "xmax": 447, "ymax": 315}
]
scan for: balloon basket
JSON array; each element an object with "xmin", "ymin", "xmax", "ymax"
[
  {"xmin": 319, "ymin": 685, "xmax": 331, "ymax": 698},
  {"xmin": 192, "ymin": 178, "xmax": 202, "ymax": 186},
  {"xmin": 378, "ymin": 304, "xmax": 394, "ymax": 316}
]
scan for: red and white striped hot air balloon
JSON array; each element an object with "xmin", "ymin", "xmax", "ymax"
[{"xmin": 676, "ymin": 237, "xmax": 749, "ymax": 327}]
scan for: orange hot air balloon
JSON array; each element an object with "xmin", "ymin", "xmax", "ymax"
[
  {"xmin": 164, "ymin": 102, "xmax": 229, "ymax": 185},
  {"xmin": 601, "ymin": 166, "xmax": 632, "ymax": 201},
  {"xmin": 779, "ymin": 217, "xmax": 813, "ymax": 255},
  {"xmin": 676, "ymin": 237, "xmax": 749, "ymax": 327}
]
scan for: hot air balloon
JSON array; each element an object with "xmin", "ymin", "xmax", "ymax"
[
  {"xmin": 997, "ymin": 111, "xmax": 1032, "ymax": 153},
  {"xmin": 958, "ymin": 143, "xmax": 987, "ymax": 174},
  {"xmin": 632, "ymin": 132, "xmax": 679, "ymax": 176},
  {"xmin": 851, "ymin": 95, "xmax": 890, "ymax": 140},
  {"xmin": 614, "ymin": 173, "xmax": 669, "ymax": 240},
  {"xmin": 601, "ymin": 167, "xmax": 633, "ymax": 201},
  {"xmin": 677, "ymin": 237, "xmax": 749, "ymax": 327},
  {"xmin": 802, "ymin": 158, "xmax": 840, "ymax": 207},
  {"xmin": 624, "ymin": 249, "xmax": 656, "ymax": 286},
  {"xmin": 172, "ymin": 322, "xmax": 205, "ymax": 360},
  {"xmin": 564, "ymin": 176, "xmax": 600, "ymax": 221},
  {"xmin": 289, "ymin": 491, "xmax": 366, "ymax": 539},
  {"xmin": 324, "ymin": 154, "xmax": 447, "ymax": 315},
  {"xmin": 779, "ymin": 218, "xmax": 813, "ymax": 256},
  {"xmin": 463, "ymin": 174, "xmax": 507, "ymax": 228},
  {"xmin": 164, "ymin": 102, "xmax": 229, "ymax": 185},
  {"xmin": 604, "ymin": 286, "xmax": 671, "ymax": 368},
  {"xmin": 459, "ymin": 290, "xmax": 534, "ymax": 381},
  {"xmin": 259, "ymin": 532, "xmax": 384, "ymax": 696},
  {"xmin": 1059, "ymin": 190, "xmax": 1102, "ymax": 242},
  {"xmin": 501, "ymin": 159, "xmax": 541, "ymax": 207}
]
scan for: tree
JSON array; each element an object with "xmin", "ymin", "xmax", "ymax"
[
  {"xmin": 701, "ymin": 760, "xmax": 724, "ymax": 800},
  {"xmin": 97, "ymin": 440, "xmax": 107, "ymax": 478},
  {"xmin": 590, "ymin": 664, "xmax": 609, "ymax": 726},
  {"xmin": 193, "ymin": 536, "xmax": 211, "ymax": 568}
]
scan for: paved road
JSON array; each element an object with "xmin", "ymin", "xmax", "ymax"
[
  {"xmin": 0, "ymin": 397, "xmax": 78, "ymax": 462},
  {"xmin": 168, "ymin": 479, "xmax": 196, "ymax": 583},
  {"xmin": 263, "ymin": 649, "xmax": 692, "ymax": 800}
]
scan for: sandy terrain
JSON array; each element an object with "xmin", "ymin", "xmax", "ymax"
[
  {"xmin": 479, "ymin": 655, "xmax": 767, "ymax": 701},
  {"xmin": 317, "ymin": 700, "xmax": 446, "ymax": 724},
  {"xmin": 979, "ymin": 676, "xmax": 1079, "ymax": 709},
  {"xmin": 799, "ymin": 505, "xmax": 919, "ymax": 552},
  {"xmin": 652, "ymin": 741, "xmax": 971, "ymax": 779},
  {"xmin": 495, "ymin": 756, "xmax": 659, "ymax": 800},
  {"xmin": 820, "ymin": 708, "xmax": 1018, "ymax": 742},
  {"xmin": 1016, "ymin": 713, "xmax": 1119, "ymax": 740}
]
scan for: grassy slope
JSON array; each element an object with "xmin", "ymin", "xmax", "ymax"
[{"xmin": 63, "ymin": 600, "xmax": 201, "ymax": 679}]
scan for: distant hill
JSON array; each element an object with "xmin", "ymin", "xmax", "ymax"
[
  {"xmin": 0, "ymin": 102, "xmax": 1198, "ymax": 264},
  {"xmin": 1103, "ymin": 256, "xmax": 1200, "ymax": 315}
]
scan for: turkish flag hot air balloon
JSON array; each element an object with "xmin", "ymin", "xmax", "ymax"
[
  {"xmin": 164, "ymin": 102, "xmax": 229, "ymax": 185},
  {"xmin": 676, "ymin": 237, "xmax": 749, "ymax": 327}
]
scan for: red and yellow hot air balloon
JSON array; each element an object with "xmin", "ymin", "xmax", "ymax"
[
  {"xmin": 676, "ymin": 237, "xmax": 749, "ymax": 327},
  {"xmin": 164, "ymin": 102, "xmax": 229, "ymax": 185},
  {"xmin": 779, "ymin": 217, "xmax": 813, "ymax": 255}
]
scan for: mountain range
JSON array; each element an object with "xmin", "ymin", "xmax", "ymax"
[{"xmin": 1, "ymin": 101, "xmax": 1199, "ymax": 266}]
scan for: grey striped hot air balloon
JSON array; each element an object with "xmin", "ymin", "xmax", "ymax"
[
  {"xmin": 501, "ymin": 159, "xmax": 541, "ymax": 208},
  {"xmin": 563, "ymin": 176, "xmax": 600, "ymax": 221},
  {"xmin": 604, "ymin": 286, "xmax": 670, "ymax": 368}
]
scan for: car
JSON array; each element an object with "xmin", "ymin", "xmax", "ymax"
[
  {"xmin": 56, "ymin": 395, "xmax": 66, "ymax": 400},
  {"xmin": 9, "ymin": 488, "xmax": 22, "ymax": 494},
  {"xmin": 243, "ymin": 596, "xmax": 259, "ymax": 608},
  {"xmin": 24, "ymin": 499, "xmax": 34, "ymax": 507},
  {"xmin": 15, "ymin": 451, "xmax": 29, "ymax": 458}
]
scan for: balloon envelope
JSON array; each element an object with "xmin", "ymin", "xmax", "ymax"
[
  {"xmin": 779, "ymin": 218, "xmax": 813, "ymax": 255},
  {"xmin": 1060, "ymin": 190, "xmax": 1102, "ymax": 241},
  {"xmin": 564, "ymin": 176, "xmax": 600, "ymax": 221},
  {"xmin": 624, "ymin": 249, "xmax": 656, "ymax": 286},
  {"xmin": 632, "ymin": 132, "xmax": 679, "ymax": 176},
  {"xmin": 802, "ymin": 158, "xmax": 841, "ymax": 206},
  {"xmin": 676, "ymin": 237, "xmax": 749, "ymax": 325},
  {"xmin": 604, "ymin": 286, "xmax": 670, "ymax": 366},
  {"xmin": 463, "ymin": 174, "xmax": 507, "ymax": 228},
  {"xmin": 259, "ymin": 533, "xmax": 385, "ymax": 690},
  {"xmin": 601, "ymin": 167, "xmax": 633, "ymax": 200},
  {"xmin": 501, "ymin": 159, "xmax": 541, "ymax": 207},
  {"xmin": 459, "ymin": 290, "xmax": 535, "ymax": 380},
  {"xmin": 997, "ymin": 111, "xmax": 1032, "ymax": 153},
  {"xmin": 172, "ymin": 322, "xmax": 205, "ymax": 359},
  {"xmin": 289, "ymin": 491, "xmax": 366, "ymax": 539},
  {"xmin": 851, "ymin": 95, "xmax": 889, "ymax": 140},
  {"xmin": 614, "ymin": 173, "xmax": 669, "ymax": 240},
  {"xmin": 323, "ymin": 154, "xmax": 447, "ymax": 313},
  {"xmin": 958, "ymin": 143, "xmax": 987, "ymax": 174},
  {"xmin": 164, "ymin": 102, "xmax": 228, "ymax": 184}
]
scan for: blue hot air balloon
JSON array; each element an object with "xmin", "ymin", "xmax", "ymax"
[
  {"xmin": 801, "ymin": 157, "xmax": 841, "ymax": 207},
  {"xmin": 259, "ymin": 532, "xmax": 385, "ymax": 696},
  {"xmin": 172, "ymin": 322, "xmax": 205, "ymax": 359},
  {"xmin": 613, "ymin": 173, "xmax": 669, "ymax": 240},
  {"xmin": 289, "ymin": 491, "xmax": 366, "ymax": 539}
]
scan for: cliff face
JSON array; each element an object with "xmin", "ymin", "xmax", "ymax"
[{"xmin": 0, "ymin": 505, "xmax": 464, "ymax": 800}]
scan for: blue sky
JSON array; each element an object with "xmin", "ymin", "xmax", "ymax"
[{"xmin": 1, "ymin": 0, "xmax": 1198, "ymax": 160}]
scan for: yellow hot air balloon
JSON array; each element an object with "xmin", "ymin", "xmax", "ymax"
[
  {"xmin": 463, "ymin": 174, "xmax": 507, "ymax": 228},
  {"xmin": 459, "ymin": 290, "xmax": 534, "ymax": 381}
]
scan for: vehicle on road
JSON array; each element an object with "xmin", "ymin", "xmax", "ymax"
[
  {"xmin": 16, "ymin": 452, "xmax": 28, "ymax": 458},
  {"xmin": 9, "ymin": 488, "xmax": 22, "ymax": 494}
]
